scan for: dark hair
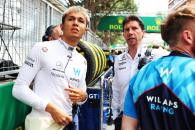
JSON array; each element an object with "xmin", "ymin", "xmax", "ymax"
[
  {"xmin": 42, "ymin": 25, "xmax": 57, "ymax": 41},
  {"xmin": 122, "ymin": 15, "xmax": 144, "ymax": 31}
]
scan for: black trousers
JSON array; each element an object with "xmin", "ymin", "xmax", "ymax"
[
  {"xmin": 63, "ymin": 104, "xmax": 78, "ymax": 130},
  {"xmin": 114, "ymin": 112, "xmax": 123, "ymax": 130},
  {"xmin": 63, "ymin": 122, "xmax": 75, "ymax": 130}
]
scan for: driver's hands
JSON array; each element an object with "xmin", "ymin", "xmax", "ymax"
[
  {"xmin": 45, "ymin": 103, "xmax": 72, "ymax": 126},
  {"xmin": 65, "ymin": 86, "xmax": 87, "ymax": 103}
]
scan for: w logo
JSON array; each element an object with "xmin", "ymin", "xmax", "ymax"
[
  {"xmin": 73, "ymin": 68, "xmax": 81, "ymax": 76},
  {"xmin": 160, "ymin": 67, "xmax": 174, "ymax": 78}
]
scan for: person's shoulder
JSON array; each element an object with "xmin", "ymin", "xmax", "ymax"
[
  {"xmin": 30, "ymin": 42, "xmax": 43, "ymax": 49},
  {"xmin": 75, "ymin": 52, "xmax": 87, "ymax": 68},
  {"xmin": 175, "ymin": 56, "xmax": 195, "ymax": 67},
  {"xmin": 39, "ymin": 40, "xmax": 61, "ymax": 49},
  {"xmin": 31, "ymin": 41, "xmax": 57, "ymax": 52},
  {"xmin": 34, "ymin": 40, "xmax": 52, "ymax": 46},
  {"xmin": 145, "ymin": 55, "xmax": 195, "ymax": 70},
  {"xmin": 75, "ymin": 50, "xmax": 87, "ymax": 61},
  {"xmin": 137, "ymin": 56, "xmax": 163, "ymax": 72},
  {"xmin": 114, "ymin": 52, "xmax": 126, "ymax": 61},
  {"xmin": 41, "ymin": 40, "xmax": 58, "ymax": 45}
]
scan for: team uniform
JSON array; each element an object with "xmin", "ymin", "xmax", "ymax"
[
  {"xmin": 12, "ymin": 39, "xmax": 87, "ymax": 130},
  {"xmin": 111, "ymin": 49, "xmax": 139, "ymax": 120},
  {"xmin": 111, "ymin": 44, "xmax": 157, "ymax": 130},
  {"xmin": 124, "ymin": 51, "xmax": 195, "ymax": 130},
  {"xmin": 111, "ymin": 44, "xmax": 167, "ymax": 120}
]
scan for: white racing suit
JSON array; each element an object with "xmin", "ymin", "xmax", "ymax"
[{"xmin": 12, "ymin": 39, "xmax": 87, "ymax": 129}]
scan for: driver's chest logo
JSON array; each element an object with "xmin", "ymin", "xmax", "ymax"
[{"xmin": 73, "ymin": 68, "xmax": 81, "ymax": 76}]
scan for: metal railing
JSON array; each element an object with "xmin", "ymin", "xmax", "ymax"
[{"xmin": 100, "ymin": 67, "xmax": 113, "ymax": 130}]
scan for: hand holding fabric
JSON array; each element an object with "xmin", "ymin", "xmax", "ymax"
[
  {"xmin": 65, "ymin": 86, "xmax": 87, "ymax": 103},
  {"xmin": 45, "ymin": 103, "xmax": 72, "ymax": 126}
]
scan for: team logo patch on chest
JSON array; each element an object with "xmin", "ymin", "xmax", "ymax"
[
  {"xmin": 118, "ymin": 61, "xmax": 126, "ymax": 66},
  {"xmin": 73, "ymin": 68, "xmax": 81, "ymax": 76},
  {"xmin": 24, "ymin": 56, "xmax": 35, "ymax": 67}
]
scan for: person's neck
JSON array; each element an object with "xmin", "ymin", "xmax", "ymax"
[
  {"xmin": 171, "ymin": 45, "xmax": 194, "ymax": 58},
  {"xmin": 61, "ymin": 36, "xmax": 79, "ymax": 47},
  {"xmin": 128, "ymin": 45, "xmax": 139, "ymax": 59}
]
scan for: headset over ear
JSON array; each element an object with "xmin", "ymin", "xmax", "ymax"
[{"xmin": 42, "ymin": 25, "xmax": 56, "ymax": 41}]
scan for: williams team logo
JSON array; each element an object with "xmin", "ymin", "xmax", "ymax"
[{"xmin": 73, "ymin": 68, "xmax": 81, "ymax": 76}]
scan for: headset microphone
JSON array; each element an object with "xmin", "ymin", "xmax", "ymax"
[
  {"xmin": 67, "ymin": 54, "xmax": 72, "ymax": 58},
  {"xmin": 64, "ymin": 46, "xmax": 73, "ymax": 72},
  {"xmin": 67, "ymin": 47, "xmax": 73, "ymax": 58}
]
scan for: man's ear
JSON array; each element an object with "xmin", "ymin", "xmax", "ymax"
[
  {"xmin": 142, "ymin": 30, "xmax": 145, "ymax": 38},
  {"xmin": 183, "ymin": 30, "xmax": 193, "ymax": 44},
  {"xmin": 60, "ymin": 24, "xmax": 63, "ymax": 30},
  {"xmin": 48, "ymin": 37, "xmax": 53, "ymax": 41},
  {"xmin": 86, "ymin": 27, "xmax": 89, "ymax": 32}
]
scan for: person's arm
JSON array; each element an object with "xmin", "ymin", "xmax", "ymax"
[
  {"xmin": 122, "ymin": 75, "xmax": 139, "ymax": 130},
  {"xmin": 122, "ymin": 115, "xmax": 138, "ymax": 130},
  {"xmin": 12, "ymin": 43, "xmax": 48, "ymax": 111},
  {"xmin": 12, "ymin": 43, "xmax": 72, "ymax": 125},
  {"xmin": 45, "ymin": 103, "xmax": 72, "ymax": 126},
  {"xmin": 111, "ymin": 57, "xmax": 120, "ymax": 120},
  {"xmin": 65, "ymin": 86, "xmax": 87, "ymax": 104}
]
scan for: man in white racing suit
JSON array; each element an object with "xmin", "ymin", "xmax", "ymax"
[{"xmin": 12, "ymin": 6, "xmax": 89, "ymax": 130}]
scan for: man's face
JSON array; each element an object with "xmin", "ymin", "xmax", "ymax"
[
  {"xmin": 50, "ymin": 26, "xmax": 63, "ymax": 40},
  {"xmin": 123, "ymin": 21, "xmax": 144, "ymax": 47},
  {"xmin": 61, "ymin": 12, "xmax": 87, "ymax": 41}
]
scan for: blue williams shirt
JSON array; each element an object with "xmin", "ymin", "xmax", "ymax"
[{"xmin": 124, "ymin": 51, "xmax": 195, "ymax": 130}]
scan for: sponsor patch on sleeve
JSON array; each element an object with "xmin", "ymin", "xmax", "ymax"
[{"xmin": 24, "ymin": 56, "xmax": 35, "ymax": 67}]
